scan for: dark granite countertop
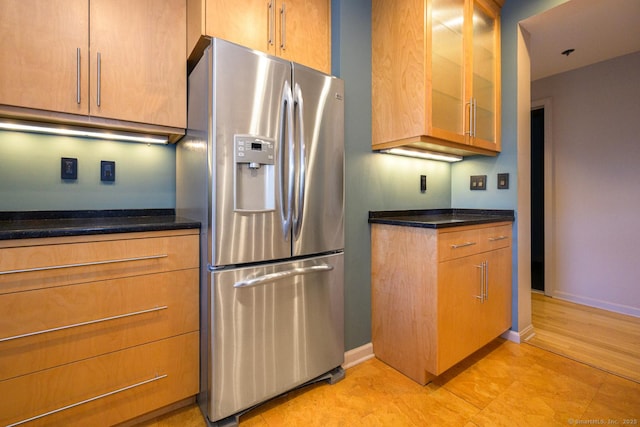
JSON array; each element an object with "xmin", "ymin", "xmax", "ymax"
[
  {"xmin": 0, "ymin": 209, "xmax": 200, "ymax": 240},
  {"xmin": 368, "ymin": 209, "xmax": 515, "ymax": 229}
]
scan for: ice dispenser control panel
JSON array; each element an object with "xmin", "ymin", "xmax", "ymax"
[
  {"xmin": 233, "ymin": 135, "xmax": 276, "ymax": 212},
  {"xmin": 235, "ymin": 136, "xmax": 274, "ymax": 169}
]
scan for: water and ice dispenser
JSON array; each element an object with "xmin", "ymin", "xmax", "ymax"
[{"xmin": 233, "ymin": 135, "xmax": 276, "ymax": 212}]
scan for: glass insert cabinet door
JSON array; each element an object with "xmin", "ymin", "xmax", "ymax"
[
  {"xmin": 472, "ymin": 0, "xmax": 497, "ymax": 144},
  {"xmin": 430, "ymin": 0, "xmax": 499, "ymax": 147},
  {"xmin": 430, "ymin": 0, "xmax": 465, "ymax": 137}
]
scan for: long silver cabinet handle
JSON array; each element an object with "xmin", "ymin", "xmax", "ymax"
[
  {"xmin": 473, "ymin": 98, "xmax": 477, "ymax": 137},
  {"xmin": 450, "ymin": 242, "xmax": 476, "ymax": 249},
  {"xmin": 484, "ymin": 261, "xmax": 489, "ymax": 300},
  {"xmin": 96, "ymin": 52, "xmax": 101, "ymax": 107},
  {"xmin": 488, "ymin": 235, "xmax": 509, "ymax": 242},
  {"xmin": 234, "ymin": 264, "xmax": 333, "ymax": 288},
  {"xmin": 475, "ymin": 264, "xmax": 484, "ymax": 302},
  {"xmin": 0, "ymin": 305, "xmax": 168, "ymax": 343},
  {"xmin": 465, "ymin": 100, "xmax": 472, "ymax": 136},
  {"xmin": 76, "ymin": 48, "xmax": 81, "ymax": 104},
  {"xmin": 0, "ymin": 254, "xmax": 167, "ymax": 276},
  {"xmin": 6, "ymin": 373, "xmax": 167, "ymax": 427},
  {"xmin": 280, "ymin": 2, "xmax": 286, "ymax": 49},
  {"xmin": 268, "ymin": 1, "xmax": 275, "ymax": 45}
]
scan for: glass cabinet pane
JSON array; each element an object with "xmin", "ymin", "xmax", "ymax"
[
  {"xmin": 431, "ymin": 0, "xmax": 465, "ymax": 135},
  {"xmin": 472, "ymin": 2, "xmax": 496, "ymax": 142}
]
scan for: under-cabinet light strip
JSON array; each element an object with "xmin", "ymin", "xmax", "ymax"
[
  {"xmin": 0, "ymin": 121, "xmax": 168, "ymax": 144},
  {"xmin": 380, "ymin": 148, "xmax": 463, "ymax": 162}
]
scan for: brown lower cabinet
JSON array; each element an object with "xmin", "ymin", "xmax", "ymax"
[
  {"xmin": 371, "ymin": 222, "xmax": 512, "ymax": 384},
  {"xmin": 0, "ymin": 229, "xmax": 200, "ymax": 426}
]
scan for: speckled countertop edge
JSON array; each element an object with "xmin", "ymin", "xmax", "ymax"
[
  {"xmin": 0, "ymin": 209, "xmax": 200, "ymax": 240},
  {"xmin": 368, "ymin": 208, "xmax": 515, "ymax": 229}
]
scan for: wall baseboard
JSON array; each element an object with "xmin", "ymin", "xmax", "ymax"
[
  {"xmin": 342, "ymin": 328, "xmax": 539, "ymax": 370},
  {"xmin": 553, "ymin": 291, "xmax": 640, "ymax": 318},
  {"xmin": 501, "ymin": 325, "xmax": 535, "ymax": 343},
  {"xmin": 342, "ymin": 343, "xmax": 374, "ymax": 369}
]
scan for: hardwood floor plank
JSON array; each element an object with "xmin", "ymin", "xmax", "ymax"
[{"xmin": 528, "ymin": 292, "xmax": 640, "ymax": 384}]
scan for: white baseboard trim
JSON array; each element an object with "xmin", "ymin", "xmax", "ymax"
[
  {"xmin": 342, "ymin": 329, "xmax": 538, "ymax": 371},
  {"xmin": 501, "ymin": 324, "xmax": 535, "ymax": 343},
  {"xmin": 342, "ymin": 342, "xmax": 374, "ymax": 369},
  {"xmin": 553, "ymin": 291, "xmax": 640, "ymax": 318}
]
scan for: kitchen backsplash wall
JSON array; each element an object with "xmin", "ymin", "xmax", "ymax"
[{"xmin": 0, "ymin": 130, "xmax": 176, "ymax": 211}]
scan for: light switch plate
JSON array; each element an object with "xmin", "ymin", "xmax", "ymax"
[
  {"xmin": 61, "ymin": 157, "xmax": 78, "ymax": 180},
  {"xmin": 497, "ymin": 173, "xmax": 509, "ymax": 189},
  {"xmin": 101, "ymin": 160, "xmax": 115, "ymax": 182},
  {"xmin": 470, "ymin": 175, "xmax": 487, "ymax": 190}
]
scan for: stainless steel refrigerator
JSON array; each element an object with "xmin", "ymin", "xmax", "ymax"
[{"xmin": 176, "ymin": 38, "xmax": 345, "ymax": 426}]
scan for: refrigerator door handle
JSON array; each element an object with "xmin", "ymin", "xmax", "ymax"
[
  {"xmin": 279, "ymin": 80, "xmax": 295, "ymax": 240},
  {"xmin": 233, "ymin": 264, "xmax": 334, "ymax": 288},
  {"xmin": 292, "ymin": 82, "xmax": 306, "ymax": 238}
]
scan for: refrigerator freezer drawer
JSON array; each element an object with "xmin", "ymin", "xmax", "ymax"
[{"xmin": 207, "ymin": 252, "xmax": 344, "ymax": 422}]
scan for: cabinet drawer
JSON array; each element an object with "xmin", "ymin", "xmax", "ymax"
[
  {"xmin": 0, "ymin": 269, "xmax": 199, "ymax": 381},
  {"xmin": 0, "ymin": 234, "xmax": 199, "ymax": 294},
  {"xmin": 0, "ymin": 332, "xmax": 199, "ymax": 427},
  {"xmin": 437, "ymin": 223, "xmax": 511, "ymax": 261}
]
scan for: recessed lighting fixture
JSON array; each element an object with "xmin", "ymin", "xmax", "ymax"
[
  {"xmin": 561, "ymin": 48, "xmax": 575, "ymax": 57},
  {"xmin": 0, "ymin": 120, "xmax": 169, "ymax": 144},
  {"xmin": 379, "ymin": 148, "xmax": 463, "ymax": 162}
]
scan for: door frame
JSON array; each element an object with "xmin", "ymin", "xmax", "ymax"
[{"xmin": 531, "ymin": 98, "xmax": 554, "ymax": 297}]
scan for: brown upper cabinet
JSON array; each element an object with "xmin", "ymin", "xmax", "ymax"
[
  {"xmin": 0, "ymin": 0, "xmax": 186, "ymax": 138},
  {"xmin": 372, "ymin": 0, "xmax": 502, "ymax": 157},
  {"xmin": 187, "ymin": 0, "xmax": 331, "ymax": 74}
]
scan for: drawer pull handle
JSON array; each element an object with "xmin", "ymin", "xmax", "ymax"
[
  {"xmin": 6, "ymin": 373, "xmax": 167, "ymax": 427},
  {"xmin": 488, "ymin": 236, "xmax": 508, "ymax": 242},
  {"xmin": 0, "ymin": 254, "xmax": 168, "ymax": 276},
  {"xmin": 450, "ymin": 242, "xmax": 476, "ymax": 249},
  {"xmin": 0, "ymin": 305, "xmax": 168, "ymax": 343}
]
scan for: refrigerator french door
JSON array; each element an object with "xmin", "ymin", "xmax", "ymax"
[{"xmin": 176, "ymin": 38, "xmax": 345, "ymax": 425}]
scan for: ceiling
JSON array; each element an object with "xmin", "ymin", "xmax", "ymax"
[{"xmin": 519, "ymin": 0, "xmax": 640, "ymax": 81}]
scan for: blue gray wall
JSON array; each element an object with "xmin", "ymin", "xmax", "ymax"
[
  {"xmin": 0, "ymin": 130, "xmax": 176, "ymax": 210},
  {"xmin": 332, "ymin": 0, "xmax": 453, "ymax": 350}
]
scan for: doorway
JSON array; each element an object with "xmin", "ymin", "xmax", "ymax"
[
  {"xmin": 530, "ymin": 107, "xmax": 544, "ymax": 292},
  {"xmin": 530, "ymin": 97, "xmax": 553, "ymax": 297}
]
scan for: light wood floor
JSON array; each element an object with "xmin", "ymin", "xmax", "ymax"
[
  {"xmin": 527, "ymin": 292, "xmax": 640, "ymax": 384},
  {"xmin": 138, "ymin": 338, "xmax": 640, "ymax": 426}
]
